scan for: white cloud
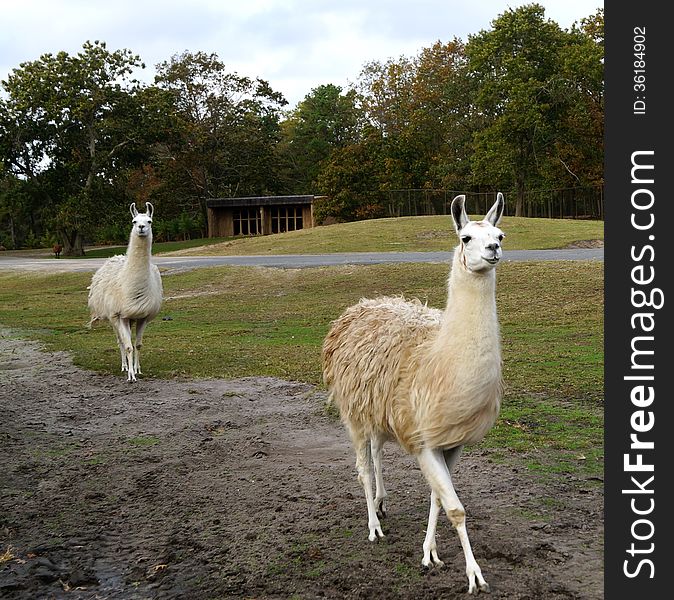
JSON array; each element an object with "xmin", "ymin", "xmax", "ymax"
[{"xmin": 0, "ymin": 0, "xmax": 603, "ymax": 108}]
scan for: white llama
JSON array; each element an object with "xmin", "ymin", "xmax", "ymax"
[
  {"xmin": 322, "ymin": 193, "xmax": 505, "ymax": 594},
  {"xmin": 87, "ymin": 202, "xmax": 163, "ymax": 382}
]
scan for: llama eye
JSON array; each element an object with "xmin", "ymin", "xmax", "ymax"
[
  {"xmin": 461, "ymin": 235, "xmax": 471, "ymax": 244},
  {"xmin": 498, "ymin": 234, "xmax": 504, "ymax": 241}
]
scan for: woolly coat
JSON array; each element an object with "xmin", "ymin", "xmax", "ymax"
[
  {"xmin": 87, "ymin": 238, "xmax": 163, "ymax": 325},
  {"xmin": 322, "ymin": 251, "xmax": 502, "ymax": 454}
]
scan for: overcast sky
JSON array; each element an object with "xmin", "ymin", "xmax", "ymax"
[{"xmin": 1, "ymin": 0, "xmax": 602, "ymax": 109}]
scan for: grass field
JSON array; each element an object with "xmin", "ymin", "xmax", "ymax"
[{"xmin": 0, "ymin": 256, "xmax": 604, "ymax": 477}]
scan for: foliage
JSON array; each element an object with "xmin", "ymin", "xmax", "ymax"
[
  {"xmin": 314, "ymin": 132, "xmax": 387, "ymax": 222},
  {"xmin": 152, "ymin": 51, "xmax": 288, "ymax": 222},
  {"xmin": 0, "ymin": 5, "xmax": 604, "ymax": 247},
  {"xmin": 277, "ymin": 84, "xmax": 361, "ymax": 194},
  {"xmin": 465, "ymin": 5, "xmax": 604, "ymax": 216},
  {"xmin": 0, "ymin": 41, "xmax": 154, "ymax": 254}
]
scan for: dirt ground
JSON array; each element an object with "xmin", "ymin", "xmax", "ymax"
[{"xmin": 0, "ymin": 330, "xmax": 603, "ymax": 599}]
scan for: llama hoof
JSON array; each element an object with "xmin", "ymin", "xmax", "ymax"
[
  {"xmin": 468, "ymin": 577, "xmax": 490, "ymax": 595},
  {"xmin": 422, "ymin": 555, "xmax": 444, "ymax": 569},
  {"xmin": 375, "ymin": 499, "xmax": 387, "ymax": 519},
  {"xmin": 368, "ymin": 526, "xmax": 385, "ymax": 542}
]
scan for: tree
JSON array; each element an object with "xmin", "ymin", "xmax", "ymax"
[
  {"xmin": 0, "ymin": 41, "xmax": 151, "ymax": 254},
  {"xmin": 550, "ymin": 9, "xmax": 604, "ymax": 189},
  {"xmin": 314, "ymin": 130, "xmax": 388, "ymax": 223},
  {"xmin": 355, "ymin": 56, "xmax": 418, "ymax": 190},
  {"xmin": 352, "ymin": 41, "xmax": 472, "ymax": 194},
  {"xmin": 0, "ymin": 174, "xmax": 39, "ymax": 249},
  {"xmin": 465, "ymin": 4, "xmax": 572, "ymax": 216},
  {"xmin": 404, "ymin": 40, "xmax": 473, "ymax": 190},
  {"xmin": 153, "ymin": 51, "xmax": 287, "ymax": 222},
  {"xmin": 277, "ymin": 84, "xmax": 361, "ymax": 194}
]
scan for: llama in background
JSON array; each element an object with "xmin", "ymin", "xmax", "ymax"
[{"xmin": 87, "ymin": 202, "xmax": 163, "ymax": 382}]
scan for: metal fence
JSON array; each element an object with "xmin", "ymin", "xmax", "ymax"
[{"xmin": 385, "ymin": 185, "xmax": 604, "ymax": 219}]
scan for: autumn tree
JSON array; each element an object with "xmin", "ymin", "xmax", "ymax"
[
  {"xmin": 551, "ymin": 9, "xmax": 604, "ymax": 189},
  {"xmin": 316, "ymin": 40, "xmax": 471, "ymax": 220},
  {"xmin": 406, "ymin": 39, "xmax": 473, "ymax": 190},
  {"xmin": 355, "ymin": 56, "xmax": 417, "ymax": 190},
  {"xmin": 465, "ymin": 3, "xmax": 602, "ymax": 216}
]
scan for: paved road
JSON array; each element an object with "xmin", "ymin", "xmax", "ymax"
[{"xmin": 0, "ymin": 248, "xmax": 603, "ymax": 273}]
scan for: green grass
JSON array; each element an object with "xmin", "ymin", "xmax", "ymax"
[
  {"xmin": 162, "ymin": 215, "xmax": 603, "ymax": 256},
  {"xmin": 0, "ymin": 259, "xmax": 603, "ymax": 477},
  {"xmin": 81, "ymin": 237, "xmax": 231, "ymax": 258}
]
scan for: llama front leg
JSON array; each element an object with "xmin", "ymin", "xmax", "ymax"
[
  {"xmin": 114, "ymin": 328, "xmax": 127, "ymax": 372},
  {"xmin": 371, "ymin": 434, "xmax": 388, "ymax": 519},
  {"xmin": 354, "ymin": 438, "xmax": 384, "ymax": 541},
  {"xmin": 422, "ymin": 446, "xmax": 463, "ymax": 568},
  {"xmin": 417, "ymin": 447, "xmax": 489, "ymax": 595},
  {"xmin": 117, "ymin": 317, "xmax": 136, "ymax": 382}
]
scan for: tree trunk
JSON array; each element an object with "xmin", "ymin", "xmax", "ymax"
[
  {"xmin": 515, "ymin": 192, "xmax": 524, "ymax": 217},
  {"xmin": 9, "ymin": 217, "xmax": 16, "ymax": 249},
  {"xmin": 60, "ymin": 229, "xmax": 85, "ymax": 256},
  {"xmin": 515, "ymin": 178, "xmax": 525, "ymax": 217}
]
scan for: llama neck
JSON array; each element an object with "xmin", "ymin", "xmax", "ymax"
[
  {"xmin": 437, "ymin": 251, "xmax": 499, "ymax": 355},
  {"xmin": 125, "ymin": 234, "xmax": 153, "ymax": 273}
]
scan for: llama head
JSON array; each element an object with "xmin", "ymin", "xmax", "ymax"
[
  {"xmin": 129, "ymin": 202, "xmax": 154, "ymax": 239},
  {"xmin": 451, "ymin": 193, "xmax": 505, "ymax": 272}
]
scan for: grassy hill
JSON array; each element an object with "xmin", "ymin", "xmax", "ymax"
[{"xmin": 160, "ymin": 215, "xmax": 603, "ymax": 256}]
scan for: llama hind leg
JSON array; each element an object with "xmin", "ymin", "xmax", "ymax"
[
  {"xmin": 422, "ymin": 446, "xmax": 463, "ymax": 568},
  {"xmin": 133, "ymin": 318, "xmax": 148, "ymax": 375},
  {"xmin": 371, "ymin": 434, "xmax": 388, "ymax": 519},
  {"xmin": 354, "ymin": 438, "xmax": 384, "ymax": 541},
  {"xmin": 417, "ymin": 447, "xmax": 489, "ymax": 595},
  {"xmin": 422, "ymin": 490, "xmax": 444, "ymax": 568}
]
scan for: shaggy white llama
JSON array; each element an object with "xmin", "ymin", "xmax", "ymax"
[
  {"xmin": 88, "ymin": 202, "xmax": 163, "ymax": 382},
  {"xmin": 322, "ymin": 193, "xmax": 505, "ymax": 594}
]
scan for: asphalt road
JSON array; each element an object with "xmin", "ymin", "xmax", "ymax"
[{"xmin": 0, "ymin": 248, "xmax": 603, "ymax": 273}]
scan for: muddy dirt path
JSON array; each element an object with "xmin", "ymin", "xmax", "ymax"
[{"xmin": 0, "ymin": 331, "xmax": 602, "ymax": 599}]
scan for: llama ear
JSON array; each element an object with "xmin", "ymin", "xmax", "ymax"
[
  {"xmin": 451, "ymin": 195, "xmax": 469, "ymax": 233},
  {"xmin": 145, "ymin": 202, "xmax": 154, "ymax": 219},
  {"xmin": 130, "ymin": 203, "xmax": 138, "ymax": 218},
  {"xmin": 485, "ymin": 192, "xmax": 504, "ymax": 226}
]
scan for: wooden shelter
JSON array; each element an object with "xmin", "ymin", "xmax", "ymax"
[{"xmin": 206, "ymin": 195, "xmax": 315, "ymax": 237}]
